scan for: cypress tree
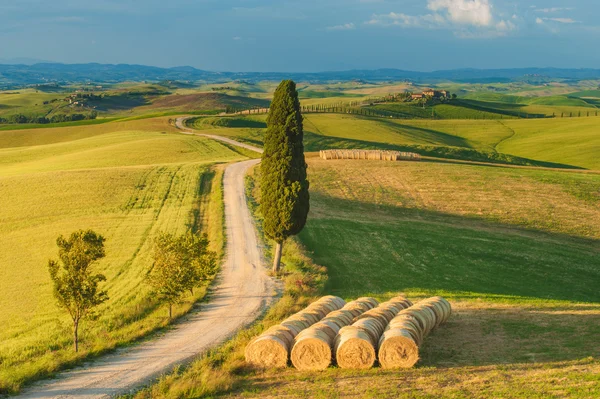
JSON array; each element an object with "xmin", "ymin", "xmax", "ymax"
[{"xmin": 261, "ymin": 80, "xmax": 310, "ymax": 273}]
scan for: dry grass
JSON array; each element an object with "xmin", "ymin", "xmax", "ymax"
[{"xmin": 307, "ymin": 157, "xmax": 600, "ymax": 239}]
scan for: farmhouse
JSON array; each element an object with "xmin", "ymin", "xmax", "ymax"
[
  {"xmin": 411, "ymin": 93, "xmax": 425, "ymax": 100},
  {"xmin": 422, "ymin": 89, "xmax": 449, "ymax": 98}
]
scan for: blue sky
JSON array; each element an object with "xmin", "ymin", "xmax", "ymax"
[{"xmin": 1, "ymin": 0, "xmax": 598, "ymax": 71}]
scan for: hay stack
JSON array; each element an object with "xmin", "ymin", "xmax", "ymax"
[
  {"xmin": 290, "ymin": 297, "xmax": 379, "ymax": 370},
  {"xmin": 334, "ymin": 297, "xmax": 412, "ymax": 369},
  {"xmin": 320, "ymin": 149, "xmax": 422, "ymax": 162},
  {"xmin": 378, "ymin": 296, "xmax": 451, "ymax": 369},
  {"xmin": 245, "ymin": 296, "xmax": 345, "ymax": 368}
]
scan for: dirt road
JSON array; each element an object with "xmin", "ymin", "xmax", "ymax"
[
  {"xmin": 17, "ymin": 137, "xmax": 271, "ymax": 398},
  {"xmin": 175, "ymin": 116, "xmax": 264, "ymax": 153}
]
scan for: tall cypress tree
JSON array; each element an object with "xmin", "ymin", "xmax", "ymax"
[{"xmin": 261, "ymin": 80, "xmax": 309, "ymax": 273}]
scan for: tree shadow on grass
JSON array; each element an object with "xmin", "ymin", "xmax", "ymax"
[
  {"xmin": 300, "ymin": 196, "xmax": 600, "ymax": 304},
  {"xmin": 374, "ymin": 117, "xmax": 472, "ymax": 148},
  {"xmin": 303, "ymin": 130, "xmax": 583, "ymax": 170}
]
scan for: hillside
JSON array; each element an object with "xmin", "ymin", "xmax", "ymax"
[
  {"xmin": 184, "ymin": 113, "xmax": 600, "ymax": 170},
  {"xmin": 0, "ymin": 118, "xmax": 249, "ymax": 393},
  {"xmin": 3, "ymin": 63, "xmax": 600, "ymax": 88}
]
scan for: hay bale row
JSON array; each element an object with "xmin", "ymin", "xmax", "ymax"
[
  {"xmin": 378, "ymin": 296, "xmax": 451, "ymax": 369},
  {"xmin": 319, "ymin": 149, "xmax": 421, "ymax": 162},
  {"xmin": 334, "ymin": 296, "xmax": 413, "ymax": 369},
  {"xmin": 245, "ymin": 295, "xmax": 345, "ymax": 368},
  {"xmin": 291, "ymin": 297, "xmax": 379, "ymax": 370}
]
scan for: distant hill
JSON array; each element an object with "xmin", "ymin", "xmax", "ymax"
[{"xmin": 2, "ymin": 63, "xmax": 600, "ymax": 87}]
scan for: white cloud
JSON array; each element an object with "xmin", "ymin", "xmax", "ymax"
[
  {"xmin": 427, "ymin": 0, "xmax": 493, "ymax": 27},
  {"xmin": 537, "ymin": 17, "xmax": 579, "ymax": 24},
  {"xmin": 547, "ymin": 17, "xmax": 578, "ymax": 24},
  {"xmin": 326, "ymin": 23, "xmax": 355, "ymax": 31},
  {"xmin": 366, "ymin": 0, "xmax": 515, "ymax": 38},
  {"xmin": 534, "ymin": 7, "xmax": 574, "ymax": 13}
]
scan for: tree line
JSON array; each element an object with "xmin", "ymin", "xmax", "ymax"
[{"xmin": 0, "ymin": 111, "xmax": 97, "ymax": 124}]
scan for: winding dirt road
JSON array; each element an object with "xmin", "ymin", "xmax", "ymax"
[
  {"xmin": 17, "ymin": 123, "xmax": 271, "ymax": 398},
  {"xmin": 175, "ymin": 116, "xmax": 264, "ymax": 153}
]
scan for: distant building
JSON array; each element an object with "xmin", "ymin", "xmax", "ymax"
[{"xmin": 413, "ymin": 89, "xmax": 449, "ymax": 100}]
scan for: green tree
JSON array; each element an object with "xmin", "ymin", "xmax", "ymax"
[
  {"xmin": 147, "ymin": 232, "xmax": 217, "ymax": 318},
  {"xmin": 261, "ymin": 80, "xmax": 310, "ymax": 273},
  {"xmin": 47, "ymin": 230, "xmax": 108, "ymax": 352}
]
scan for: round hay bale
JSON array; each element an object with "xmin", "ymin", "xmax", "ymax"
[
  {"xmin": 334, "ymin": 327, "xmax": 376, "ymax": 369},
  {"xmin": 386, "ymin": 318, "xmax": 422, "ymax": 346},
  {"xmin": 430, "ymin": 297, "xmax": 452, "ymax": 323},
  {"xmin": 281, "ymin": 319, "xmax": 309, "ymax": 336},
  {"xmin": 291, "ymin": 329, "xmax": 333, "ymax": 370},
  {"xmin": 343, "ymin": 306, "xmax": 368, "ymax": 318},
  {"xmin": 398, "ymin": 308, "xmax": 427, "ymax": 333},
  {"xmin": 319, "ymin": 295, "xmax": 346, "ymax": 309},
  {"xmin": 353, "ymin": 297, "xmax": 379, "ymax": 309},
  {"xmin": 245, "ymin": 335, "xmax": 289, "ymax": 368},
  {"xmin": 315, "ymin": 319, "xmax": 341, "ymax": 340},
  {"xmin": 378, "ymin": 329, "xmax": 419, "ymax": 369},
  {"xmin": 357, "ymin": 306, "xmax": 397, "ymax": 323},
  {"xmin": 263, "ymin": 325, "xmax": 295, "ymax": 347},
  {"xmin": 353, "ymin": 317, "xmax": 386, "ymax": 345},
  {"xmin": 324, "ymin": 310, "xmax": 354, "ymax": 326}
]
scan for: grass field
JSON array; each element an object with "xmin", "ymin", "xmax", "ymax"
[
  {"xmin": 129, "ymin": 157, "xmax": 600, "ymax": 399},
  {"xmin": 0, "ymin": 118, "xmax": 249, "ymax": 393},
  {"xmin": 4, "ymin": 79, "xmax": 600, "ymax": 397},
  {"xmin": 185, "ymin": 113, "xmax": 600, "ymax": 169}
]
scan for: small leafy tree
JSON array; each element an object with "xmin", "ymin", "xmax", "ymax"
[
  {"xmin": 147, "ymin": 232, "xmax": 217, "ymax": 318},
  {"xmin": 47, "ymin": 230, "xmax": 108, "ymax": 352}
]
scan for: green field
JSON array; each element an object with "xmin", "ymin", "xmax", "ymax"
[
  {"xmin": 0, "ymin": 117, "xmax": 249, "ymax": 393},
  {"xmin": 186, "ymin": 113, "xmax": 600, "ymax": 170}
]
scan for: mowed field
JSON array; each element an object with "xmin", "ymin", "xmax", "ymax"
[
  {"xmin": 186, "ymin": 113, "xmax": 600, "ymax": 170},
  {"xmin": 208, "ymin": 156, "xmax": 600, "ymax": 398},
  {"xmin": 0, "ymin": 117, "xmax": 248, "ymax": 393}
]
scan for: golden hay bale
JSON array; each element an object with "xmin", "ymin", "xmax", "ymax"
[
  {"xmin": 314, "ymin": 320, "xmax": 342, "ymax": 340},
  {"xmin": 387, "ymin": 318, "xmax": 422, "ymax": 346},
  {"xmin": 352, "ymin": 297, "xmax": 379, "ymax": 309},
  {"xmin": 245, "ymin": 295, "xmax": 347, "ymax": 369},
  {"xmin": 429, "ymin": 296, "xmax": 452, "ymax": 323},
  {"xmin": 263, "ymin": 325, "xmax": 296, "ymax": 347},
  {"xmin": 356, "ymin": 307, "xmax": 396, "ymax": 323},
  {"xmin": 245, "ymin": 334, "xmax": 290, "ymax": 368},
  {"xmin": 400, "ymin": 305, "xmax": 436, "ymax": 333},
  {"xmin": 323, "ymin": 310, "xmax": 355, "ymax": 326},
  {"xmin": 389, "ymin": 296, "xmax": 413, "ymax": 306},
  {"xmin": 353, "ymin": 317, "xmax": 387, "ymax": 345},
  {"xmin": 319, "ymin": 295, "xmax": 346, "ymax": 309},
  {"xmin": 291, "ymin": 329, "xmax": 333, "ymax": 370},
  {"xmin": 334, "ymin": 327, "xmax": 377, "ymax": 369},
  {"xmin": 378, "ymin": 329, "xmax": 419, "ymax": 369}
]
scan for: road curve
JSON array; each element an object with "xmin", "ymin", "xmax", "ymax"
[
  {"xmin": 175, "ymin": 116, "xmax": 264, "ymax": 154},
  {"xmin": 17, "ymin": 135, "xmax": 272, "ymax": 398}
]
